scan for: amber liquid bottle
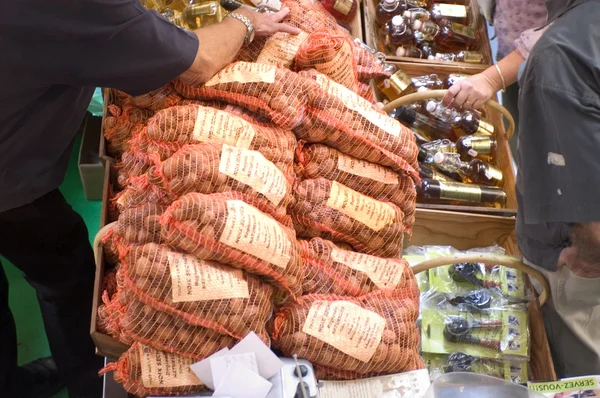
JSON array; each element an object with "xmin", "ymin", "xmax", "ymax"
[
  {"xmin": 377, "ymin": 65, "xmax": 417, "ymax": 100},
  {"xmin": 442, "ymin": 73, "xmax": 471, "ymax": 88},
  {"xmin": 435, "ymin": 50, "xmax": 484, "ymax": 64},
  {"xmin": 417, "ymin": 179, "xmax": 507, "ymax": 208},
  {"xmin": 430, "ymin": 3, "xmax": 469, "ymax": 24},
  {"xmin": 419, "ymin": 163, "xmax": 457, "ymax": 182},
  {"xmin": 387, "ymin": 16, "xmax": 413, "ymax": 47},
  {"xmin": 182, "ymin": 2, "xmax": 225, "ymax": 29},
  {"xmin": 396, "ymin": 46, "xmax": 423, "ymax": 58},
  {"xmin": 452, "ymin": 109, "xmax": 495, "ymax": 136},
  {"xmin": 412, "ymin": 19, "xmax": 440, "ymax": 38},
  {"xmin": 396, "ymin": 106, "xmax": 458, "ymax": 141},
  {"xmin": 436, "ymin": 19, "xmax": 480, "ymax": 52},
  {"xmin": 456, "ymin": 135, "xmax": 497, "ymax": 162},
  {"xmin": 376, "ymin": 0, "xmax": 406, "ymax": 26},
  {"xmin": 434, "ymin": 152, "xmax": 503, "ymax": 187},
  {"xmin": 320, "ymin": 0, "xmax": 359, "ymax": 24},
  {"xmin": 403, "ymin": 7, "xmax": 430, "ymax": 22}
]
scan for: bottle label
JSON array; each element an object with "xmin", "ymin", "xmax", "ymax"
[
  {"xmin": 477, "ymin": 119, "xmax": 495, "ymax": 135},
  {"xmin": 302, "ymin": 300, "xmax": 386, "ymax": 363},
  {"xmin": 139, "ymin": 345, "xmax": 201, "ymax": 388},
  {"xmin": 326, "ymin": 181, "xmax": 397, "ymax": 232},
  {"xmin": 470, "ymin": 136, "xmax": 493, "ymax": 154},
  {"xmin": 333, "ymin": 0, "xmax": 354, "ymax": 15},
  {"xmin": 389, "ymin": 69, "xmax": 413, "ymax": 93},
  {"xmin": 451, "ymin": 22, "xmax": 476, "ymax": 39},
  {"xmin": 167, "ymin": 251, "xmax": 250, "ymax": 302},
  {"xmin": 192, "ymin": 107, "xmax": 256, "ymax": 149},
  {"xmin": 485, "ymin": 164, "xmax": 503, "ymax": 182},
  {"xmin": 436, "ymin": 4, "xmax": 467, "ymax": 18},
  {"xmin": 462, "ymin": 51, "xmax": 484, "ymax": 64},
  {"xmin": 438, "ymin": 181, "xmax": 482, "ymax": 202},
  {"xmin": 219, "ymin": 144, "xmax": 288, "ymax": 206},
  {"xmin": 205, "ymin": 62, "xmax": 276, "ymax": 86},
  {"xmin": 256, "ymin": 31, "xmax": 309, "ymax": 68},
  {"xmin": 330, "ymin": 248, "xmax": 405, "ymax": 289},
  {"xmin": 337, "ymin": 152, "xmax": 399, "ymax": 185},
  {"xmin": 220, "ymin": 200, "xmax": 292, "ymax": 269}
]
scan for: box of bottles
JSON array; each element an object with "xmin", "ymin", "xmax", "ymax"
[{"xmin": 363, "ymin": 0, "xmax": 493, "ymax": 68}]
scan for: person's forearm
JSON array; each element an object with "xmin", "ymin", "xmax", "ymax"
[
  {"xmin": 480, "ymin": 50, "xmax": 525, "ymax": 92},
  {"xmin": 180, "ymin": 16, "xmax": 247, "ymax": 85}
]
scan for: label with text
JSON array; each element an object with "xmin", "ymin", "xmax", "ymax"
[
  {"xmin": 314, "ymin": 40, "xmax": 356, "ymax": 90},
  {"xmin": 337, "ymin": 153, "xmax": 398, "ymax": 184},
  {"xmin": 302, "ymin": 300, "xmax": 386, "ymax": 363},
  {"xmin": 167, "ymin": 251, "xmax": 249, "ymax": 303},
  {"xmin": 330, "ymin": 248, "xmax": 404, "ymax": 289},
  {"xmin": 257, "ymin": 31, "xmax": 309, "ymax": 68},
  {"xmin": 192, "ymin": 107, "xmax": 255, "ymax": 149},
  {"xmin": 326, "ymin": 181, "xmax": 396, "ymax": 231},
  {"xmin": 220, "ymin": 200, "xmax": 292, "ymax": 269},
  {"xmin": 205, "ymin": 62, "xmax": 276, "ymax": 86},
  {"xmin": 139, "ymin": 345, "xmax": 201, "ymax": 388},
  {"xmin": 436, "ymin": 3, "xmax": 467, "ymax": 18}
]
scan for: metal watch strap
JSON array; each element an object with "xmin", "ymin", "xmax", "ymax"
[{"xmin": 225, "ymin": 12, "xmax": 255, "ymax": 45}]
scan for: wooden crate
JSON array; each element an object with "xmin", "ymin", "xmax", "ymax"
[{"xmin": 363, "ymin": 0, "xmax": 492, "ymax": 69}]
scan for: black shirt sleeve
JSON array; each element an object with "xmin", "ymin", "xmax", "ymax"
[{"xmin": 67, "ymin": 0, "xmax": 199, "ymax": 96}]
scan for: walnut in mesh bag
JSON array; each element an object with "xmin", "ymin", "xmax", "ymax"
[
  {"xmin": 113, "ymin": 143, "xmax": 295, "ymax": 226},
  {"xmin": 144, "ymin": 104, "xmax": 297, "ymax": 165},
  {"xmin": 129, "ymin": 82, "xmax": 183, "ymax": 111},
  {"xmin": 296, "ymin": 70, "xmax": 419, "ymax": 179},
  {"xmin": 300, "ymin": 238, "xmax": 419, "ymax": 296},
  {"xmin": 290, "ymin": 178, "xmax": 405, "ymax": 258},
  {"xmin": 295, "ymin": 143, "xmax": 416, "ymax": 231},
  {"xmin": 272, "ymin": 291, "xmax": 421, "ymax": 376},
  {"xmin": 174, "ymin": 62, "xmax": 316, "ymax": 129},
  {"xmin": 160, "ymin": 192, "xmax": 303, "ymax": 298},
  {"xmin": 120, "ymin": 243, "xmax": 274, "ymax": 343},
  {"xmin": 100, "ymin": 343, "xmax": 207, "ymax": 397},
  {"xmin": 113, "ymin": 202, "xmax": 168, "ymax": 246},
  {"xmin": 103, "ymin": 104, "xmax": 150, "ymax": 157}
]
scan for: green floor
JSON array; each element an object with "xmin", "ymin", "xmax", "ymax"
[{"xmin": 4, "ymin": 134, "xmax": 102, "ymax": 398}]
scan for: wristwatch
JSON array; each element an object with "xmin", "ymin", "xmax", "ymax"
[{"xmin": 225, "ymin": 12, "xmax": 255, "ymax": 45}]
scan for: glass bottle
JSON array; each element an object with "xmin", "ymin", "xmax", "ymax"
[
  {"xmin": 436, "ymin": 19, "xmax": 480, "ymax": 52},
  {"xmin": 320, "ymin": 0, "xmax": 359, "ymax": 24},
  {"xmin": 403, "ymin": 7, "xmax": 430, "ymax": 22},
  {"xmin": 425, "ymin": 100, "xmax": 460, "ymax": 123},
  {"xmin": 412, "ymin": 19, "xmax": 440, "ymax": 39},
  {"xmin": 376, "ymin": 65, "xmax": 417, "ymax": 100},
  {"xmin": 160, "ymin": 8, "xmax": 186, "ymax": 27},
  {"xmin": 155, "ymin": 0, "xmax": 188, "ymax": 11},
  {"xmin": 426, "ymin": 0, "xmax": 467, "ymax": 6},
  {"xmin": 407, "ymin": 0, "xmax": 428, "ymax": 7},
  {"xmin": 395, "ymin": 106, "xmax": 458, "ymax": 141},
  {"xmin": 412, "ymin": 73, "xmax": 443, "ymax": 91},
  {"xmin": 387, "ymin": 16, "xmax": 413, "ymax": 47},
  {"xmin": 417, "ymin": 40, "xmax": 435, "ymax": 59},
  {"xmin": 376, "ymin": 0, "xmax": 406, "ymax": 26},
  {"xmin": 182, "ymin": 2, "xmax": 225, "ymax": 29},
  {"xmin": 417, "ymin": 179, "xmax": 507, "ymax": 208},
  {"xmin": 442, "ymin": 73, "xmax": 471, "ymax": 88},
  {"xmin": 418, "ymin": 148, "xmax": 462, "ymax": 181},
  {"xmin": 430, "ymin": 2, "xmax": 469, "ymax": 24},
  {"xmin": 421, "ymin": 138, "xmax": 456, "ymax": 155},
  {"xmin": 452, "ymin": 109, "xmax": 494, "ymax": 136},
  {"xmin": 419, "ymin": 163, "xmax": 456, "ymax": 182},
  {"xmin": 396, "ymin": 46, "xmax": 423, "ymax": 58},
  {"xmin": 433, "ymin": 152, "xmax": 503, "ymax": 187},
  {"xmin": 434, "ymin": 50, "xmax": 484, "ymax": 64},
  {"xmin": 456, "ymin": 135, "xmax": 497, "ymax": 162}
]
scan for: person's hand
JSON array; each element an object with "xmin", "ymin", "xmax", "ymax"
[
  {"xmin": 441, "ymin": 72, "xmax": 497, "ymax": 109},
  {"xmin": 237, "ymin": 8, "xmax": 301, "ymax": 37}
]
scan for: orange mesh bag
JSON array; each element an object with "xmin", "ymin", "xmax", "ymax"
[
  {"xmin": 282, "ymin": 0, "xmax": 345, "ymax": 33},
  {"xmin": 295, "ymin": 143, "xmax": 416, "ymax": 231},
  {"xmin": 129, "ymin": 83, "xmax": 183, "ymax": 111},
  {"xmin": 107, "ymin": 182, "xmax": 121, "ymax": 223},
  {"xmin": 100, "ymin": 343, "xmax": 207, "ymax": 397},
  {"xmin": 300, "ymin": 237, "xmax": 419, "ymax": 296},
  {"xmin": 119, "ymin": 243, "xmax": 274, "ymax": 343},
  {"xmin": 116, "ymin": 143, "xmax": 294, "ymax": 224},
  {"xmin": 295, "ymin": 32, "xmax": 359, "ymax": 92},
  {"xmin": 160, "ymin": 192, "xmax": 303, "ymax": 297},
  {"xmin": 174, "ymin": 62, "xmax": 315, "ymax": 129},
  {"xmin": 314, "ymin": 356, "xmax": 425, "ymax": 380},
  {"xmin": 295, "ymin": 70, "xmax": 419, "ymax": 179},
  {"xmin": 290, "ymin": 178, "xmax": 405, "ymax": 257},
  {"xmin": 272, "ymin": 291, "xmax": 421, "ymax": 376},
  {"xmin": 113, "ymin": 203, "xmax": 168, "ymax": 246},
  {"xmin": 144, "ymin": 104, "xmax": 297, "ymax": 166},
  {"xmin": 354, "ymin": 45, "xmax": 390, "ymax": 83},
  {"xmin": 357, "ymin": 82, "xmax": 375, "ymax": 103},
  {"xmin": 103, "ymin": 104, "xmax": 150, "ymax": 157}
]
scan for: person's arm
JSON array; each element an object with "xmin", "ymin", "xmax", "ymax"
[
  {"xmin": 180, "ymin": 8, "xmax": 299, "ymax": 85},
  {"xmin": 441, "ymin": 49, "xmax": 524, "ymax": 108}
]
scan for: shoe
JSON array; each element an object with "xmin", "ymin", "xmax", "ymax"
[{"xmin": 18, "ymin": 357, "xmax": 65, "ymax": 398}]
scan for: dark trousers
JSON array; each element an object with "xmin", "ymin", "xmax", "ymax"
[{"xmin": 0, "ymin": 190, "xmax": 104, "ymax": 397}]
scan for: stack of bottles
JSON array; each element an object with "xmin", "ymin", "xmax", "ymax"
[
  {"xmin": 373, "ymin": 0, "xmax": 484, "ymax": 63},
  {"xmin": 404, "ymin": 245, "xmax": 532, "ymax": 384}
]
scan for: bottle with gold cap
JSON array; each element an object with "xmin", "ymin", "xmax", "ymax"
[
  {"xmin": 417, "ymin": 179, "xmax": 507, "ymax": 208},
  {"xmin": 376, "ymin": 64, "xmax": 416, "ymax": 101},
  {"xmin": 433, "ymin": 152, "xmax": 503, "ymax": 187},
  {"xmin": 456, "ymin": 134, "xmax": 497, "ymax": 162}
]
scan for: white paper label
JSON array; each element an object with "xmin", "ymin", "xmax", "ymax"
[
  {"xmin": 436, "ymin": 3, "xmax": 467, "ymax": 18},
  {"xmin": 319, "ymin": 369, "xmax": 431, "ymax": 398},
  {"xmin": 302, "ymin": 300, "xmax": 386, "ymax": 363},
  {"xmin": 167, "ymin": 251, "xmax": 249, "ymax": 302},
  {"xmin": 192, "ymin": 107, "xmax": 255, "ymax": 149},
  {"xmin": 256, "ymin": 31, "xmax": 309, "ymax": 67},
  {"xmin": 220, "ymin": 200, "xmax": 292, "ymax": 269},
  {"xmin": 316, "ymin": 74, "xmax": 402, "ymax": 137},
  {"xmin": 139, "ymin": 345, "xmax": 201, "ymax": 388},
  {"xmin": 219, "ymin": 145, "xmax": 288, "ymax": 206},
  {"xmin": 330, "ymin": 248, "xmax": 404, "ymax": 289},
  {"xmin": 205, "ymin": 62, "xmax": 276, "ymax": 86},
  {"xmin": 337, "ymin": 152, "xmax": 399, "ymax": 185},
  {"xmin": 326, "ymin": 181, "xmax": 396, "ymax": 232}
]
